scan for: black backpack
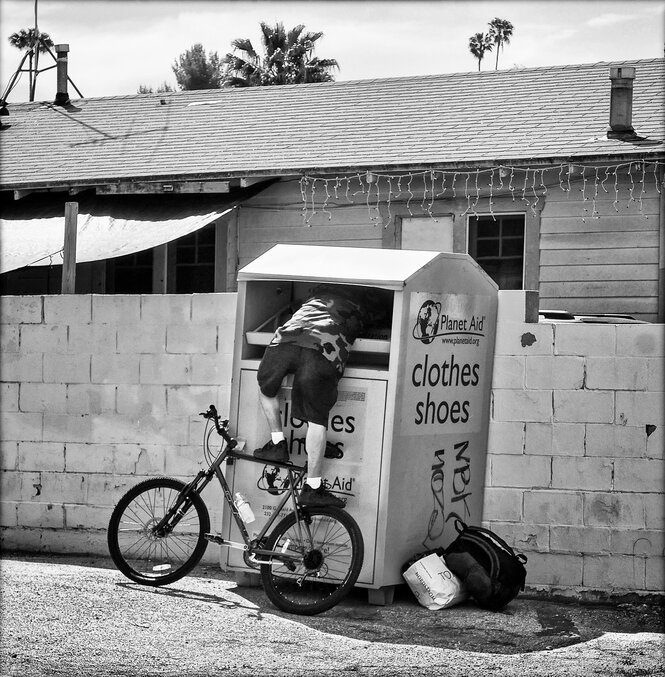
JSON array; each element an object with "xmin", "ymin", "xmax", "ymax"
[{"xmin": 443, "ymin": 520, "xmax": 528, "ymax": 611}]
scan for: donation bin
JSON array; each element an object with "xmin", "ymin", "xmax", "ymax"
[{"xmin": 222, "ymin": 244, "xmax": 498, "ymax": 604}]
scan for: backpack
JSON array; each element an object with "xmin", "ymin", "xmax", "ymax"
[{"xmin": 443, "ymin": 519, "xmax": 527, "ymax": 611}]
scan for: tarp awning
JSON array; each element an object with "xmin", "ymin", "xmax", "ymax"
[{"xmin": 0, "ymin": 194, "xmax": 239, "ymax": 274}]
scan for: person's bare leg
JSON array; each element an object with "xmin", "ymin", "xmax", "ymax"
[
  {"xmin": 258, "ymin": 392, "xmax": 282, "ymax": 433},
  {"xmin": 305, "ymin": 422, "xmax": 326, "ymax": 479}
]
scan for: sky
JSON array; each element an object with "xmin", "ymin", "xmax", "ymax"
[{"xmin": 0, "ymin": 0, "xmax": 663, "ymax": 102}]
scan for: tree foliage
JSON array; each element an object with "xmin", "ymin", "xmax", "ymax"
[
  {"xmin": 488, "ymin": 18, "xmax": 514, "ymax": 70},
  {"xmin": 172, "ymin": 43, "xmax": 223, "ymax": 90},
  {"xmin": 137, "ymin": 82, "xmax": 174, "ymax": 94},
  {"xmin": 222, "ymin": 22, "xmax": 339, "ymax": 87},
  {"xmin": 468, "ymin": 32, "xmax": 493, "ymax": 72},
  {"xmin": 8, "ymin": 28, "xmax": 55, "ymax": 101}
]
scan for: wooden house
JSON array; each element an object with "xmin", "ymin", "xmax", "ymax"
[{"xmin": 1, "ymin": 57, "xmax": 663, "ymax": 320}]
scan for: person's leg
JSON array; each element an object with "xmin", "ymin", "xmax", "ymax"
[
  {"xmin": 259, "ymin": 391, "xmax": 284, "ymax": 437},
  {"xmin": 305, "ymin": 422, "xmax": 326, "ymax": 479}
]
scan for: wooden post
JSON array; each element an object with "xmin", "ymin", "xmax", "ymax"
[{"xmin": 61, "ymin": 201, "xmax": 78, "ymax": 293}]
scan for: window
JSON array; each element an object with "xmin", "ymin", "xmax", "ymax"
[
  {"xmin": 107, "ymin": 249, "xmax": 153, "ymax": 293},
  {"xmin": 173, "ymin": 223, "xmax": 215, "ymax": 293},
  {"xmin": 468, "ymin": 214, "xmax": 525, "ymax": 289}
]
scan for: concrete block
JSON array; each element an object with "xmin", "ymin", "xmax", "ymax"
[
  {"xmin": 646, "ymin": 557, "xmax": 665, "ymax": 591},
  {"xmin": 550, "ymin": 525, "xmax": 611, "ymax": 554},
  {"xmin": 92, "ymin": 294, "xmax": 141, "ymax": 324},
  {"xmin": 613, "ymin": 458, "xmax": 664, "ymax": 493},
  {"xmin": 616, "ymin": 391, "xmax": 665, "ymax": 427},
  {"xmin": 66, "ymin": 384, "xmax": 117, "ymax": 415},
  {"xmin": 0, "ymin": 296, "xmax": 42, "ymax": 324},
  {"xmin": 554, "ymin": 390, "xmax": 614, "ymax": 423},
  {"xmin": 19, "ymin": 324, "xmax": 67, "ymax": 353},
  {"xmin": 583, "ymin": 555, "xmax": 645, "ymax": 590},
  {"xmin": 164, "ymin": 445, "xmax": 207, "ymax": 476},
  {"xmin": 64, "ymin": 503, "xmax": 113, "ymax": 529},
  {"xmin": 166, "ymin": 325, "xmax": 217, "ymax": 354},
  {"xmin": 491, "ymin": 355, "xmax": 525, "ymax": 389},
  {"xmin": 525, "ymin": 422, "xmax": 585, "ymax": 456},
  {"xmin": 19, "ymin": 442, "xmax": 65, "ymax": 472},
  {"xmin": 140, "ymin": 294, "xmax": 191, "ymax": 324},
  {"xmin": 585, "ymin": 424, "xmax": 646, "ymax": 458},
  {"xmin": 585, "ymin": 357, "xmax": 648, "ymax": 391},
  {"xmin": 43, "ymin": 354, "xmax": 91, "ymax": 384},
  {"xmin": 112, "ymin": 444, "xmax": 163, "ymax": 474},
  {"xmin": 487, "ymin": 521, "xmax": 549, "ymax": 552},
  {"xmin": 90, "ymin": 415, "xmax": 142, "ymax": 445},
  {"xmin": 1, "ymin": 325, "xmax": 19, "ymax": 352},
  {"xmin": 17, "ymin": 501, "xmax": 65, "ymax": 528},
  {"xmin": 31, "ymin": 528, "xmax": 109, "ymax": 557},
  {"xmin": 494, "ymin": 322, "xmax": 554, "ymax": 357},
  {"xmin": 85, "ymin": 474, "xmax": 142, "ymax": 507},
  {"xmin": 140, "ymin": 354, "xmax": 192, "ymax": 385},
  {"xmin": 191, "ymin": 353, "xmax": 233, "ymax": 386},
  {"xmin": 65, "ymin": 443, "xmax": 115, "ymax": 473},
  {"xmin": 524, "ymin": 490, "xmax": 583, "ymax": 525},
  {"xmin": 616, "ymin": 324, "xmax": 665, "ymax": 357},
  {"xmin": 610, "ymin": 529, "xmax": 665, "ymax": 556},
  {"xmin": 18, "ymin": 471, "xmax": 42, "ymax": 501},
  {"xmin": 39, "ymin": 472, "xmax": 88, "ymax": 504},
  {"xmin": 1, "ymin": 412, "xmax": 43, "ymax": 442},
  {"xmin": 583, "ymin": 492, "xmax": 646, "ymax": 528},
  {"xmin": 91, "ymin": 354, "xmax": 140, "ymax": 384},
  {"xmin": 1, "ymin": 383, "xmax": 19, "ymax": 412},
  {"xmin": 0, "ymin": 442, "xmax": 18, "ymax": 470},
  {"xmin": 0, "ymin": 470, "xmax": 22, "ymax": 500},
  {"xmin": 492, "ymin": 389, "xmax": 552, "ymax": 422},
  {"xmin": 551, "ymin": 457, "xmax": 613, "ymax": 491},
  {"xmin": 165, "ymin": 385, "xmax": 227, "ymax": 416},
  {"xmin": 487, "ymin": 421, "xmax": 524, "ymax": 454},
  {"xmin": 116, "ymin": 323, "xmax": 166, "ymax": 354},
  {"xmin": 644, "ymin": 494, "xmax": 665, "ymax": 529},
  {"xmin": 523, "ymin": 551, "xmax": 583, "ymax": 586},
  {"xmin": 0, "ymin": 501, "xmax": 18, "ymax": 527},
  {"xmin": 136, "ymin": 414, "xmax": 189, "ymax": 445},
  {"xmin": 525, "ymin": 356, "xmax": 584, "ymax": 390},
  {"xmin": 646, "ymin": 425, "xmax": 663, "ymax": 459},
  {"xmin": 191, "ymin": 293, "xmax": 237, "ymax": 325},
  {"xmin": 67, "ymin": 323, "xmax": 116, "ymax": 354},
  {"xmin": 554, "ymin": 324, "xmax": 616, "ymax": 356},
  {"xmin": 43, "ymin": 413, "xmax": 93, "ymax": 444},
  {"xmin": 646, "ymin": 357, "xmax": 664, "ymax": 392},
  {"xmin": 43, "ymin": 294, "xmax": 92, "ymax": 324},
  {"xmin": 1, "ymin": 353, "xmax": 43, "ymax": 382},
  {"xmin": 116, "ymin": 385, "xmax": 167, "ymax": 416},
  {"xmin": 497, "ymin": 290, "xmax": 539, "ymax": 324},
  {"xmin": 19, "ymin": 383, "xmax": 67, "ymax": 413},
  {"xmin": 489, "ymin": 454, "xmax": 550, "ymax": 488}
]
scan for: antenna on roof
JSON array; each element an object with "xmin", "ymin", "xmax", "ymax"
[{"xmin": 0, "ymin": 0, "xmax": 83, "ymax": 108}]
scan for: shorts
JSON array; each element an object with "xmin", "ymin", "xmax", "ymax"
[{"xmin": 257, "ymin": 343, "xmax": 339, "ymax": 428}]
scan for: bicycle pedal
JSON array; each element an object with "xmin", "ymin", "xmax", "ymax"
[{"xmin": 204, "ymin": 533, "xmax": 225, "ymax": 545}]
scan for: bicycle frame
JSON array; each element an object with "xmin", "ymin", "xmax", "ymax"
[{"xmin": 153, "ymin": 405, "xmax": 309, "ymax": 567}]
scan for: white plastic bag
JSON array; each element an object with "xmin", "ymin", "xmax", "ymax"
[{"xmin": 403, "ymin": 553, "xmax": 468, "ymax": 610}]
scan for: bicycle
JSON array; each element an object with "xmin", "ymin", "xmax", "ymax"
[{"xmin": 107, "ymin": 404, "xmax": 364, "ymax": 615}]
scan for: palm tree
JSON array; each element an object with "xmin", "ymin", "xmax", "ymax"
[
  {"xmin": 8, "ymin": 28, "xmax": 54, "ymax": 101},
  {"xmin": 222, "ymin": 22, "xmax": 339, "ymax": 87},
  {"xmin": 488, "ymin": 18, "xmax": 514, "ymax": 70},
  {"xmin": 468, "ymin": 32, "xmax": 493, "ymax": 72}
]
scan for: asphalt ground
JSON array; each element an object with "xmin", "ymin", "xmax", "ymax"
[{"xmin": 1, "ymin": 552, "xmax": 663, "ymax": 677}]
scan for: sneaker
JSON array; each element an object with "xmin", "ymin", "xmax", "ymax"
[
  {"xmin": 299, "ymin": 483, "xmax": 346, "ymax": 508},
  {"xmin": 253, "ymin": 439, "xmax": 289, "ymax": 463}
]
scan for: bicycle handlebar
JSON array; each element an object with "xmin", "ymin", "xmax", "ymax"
[{"xmin": 199, "ymin": 404, "xmax": 236, "ymax": 448}]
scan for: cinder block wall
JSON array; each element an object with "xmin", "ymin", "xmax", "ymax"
[
  {"xmin": 0, "ymin": 294, "xmax": 235, "ymax": 562},
  {"xmin": 1, "ymin": 292, "xmax": 663, "ymax": 596},
  {"xmin": 486, "ymin": 293, "xmax": 664, "ymax": 597}
]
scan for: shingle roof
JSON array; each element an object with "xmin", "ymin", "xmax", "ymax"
[{"xmin": 1, "ymin": 59, "xmax": 663, "ymax": 190}]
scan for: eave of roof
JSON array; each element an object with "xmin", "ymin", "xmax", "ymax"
[{"xmin": 1, "ymin": 59, "xmax": 663, "ymax": 192}]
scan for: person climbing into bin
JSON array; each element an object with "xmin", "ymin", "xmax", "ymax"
[{"xmin": 253, "ymin": 283, "xmax": 390, "ymax": 507}]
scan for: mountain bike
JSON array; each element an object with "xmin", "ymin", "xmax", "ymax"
[{"xmin": 107, "ymin": 404, "xmax": 364, "ymax": 615}]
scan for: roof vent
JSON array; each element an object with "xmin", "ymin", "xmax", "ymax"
[
  {"xmin": 607, "ymin": 65, "xmax": 636, "ymax": 139},
  {"xmin": 54, "ymin": 44, "xmax": 71, "ymax": 107}
]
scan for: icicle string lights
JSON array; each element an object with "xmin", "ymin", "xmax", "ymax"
[{"xmin": 298, "ymin": 161, "xmax": 665, "ymax": 227}]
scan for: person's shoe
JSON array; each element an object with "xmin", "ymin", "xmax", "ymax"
[
  {"xmin": 253, "ymin": 439, "xmax": 289, "ymax": 463},
  {"xmin": 299, "ymin": 483, "xmax": 346, "ymax": 508}
]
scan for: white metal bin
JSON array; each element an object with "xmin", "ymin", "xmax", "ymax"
[{"xmin": 222, "ymin": 244, "xmax": 498, "ymax": 604}]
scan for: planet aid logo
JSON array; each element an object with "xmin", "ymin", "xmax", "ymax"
[{"xmin": 413, "ymin": 300, "xmax": 485, "ymax": 347}]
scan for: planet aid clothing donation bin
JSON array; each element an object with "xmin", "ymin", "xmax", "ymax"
[{"xmin": 222, "ymin": 244, "xmax": 498, "ymax": 604}]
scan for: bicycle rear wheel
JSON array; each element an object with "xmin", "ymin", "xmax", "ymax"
[
  {"xmin": 260, "ymin": 507, "xmax": 364, "ymax": 615},
  {"xmin": 107, "ymin": 477, "xmax": 210, "ymax": 586}
]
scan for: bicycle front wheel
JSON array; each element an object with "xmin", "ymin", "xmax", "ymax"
[
  {"xmin": 260, "ymin": 507, "xmax": 364, "ymax": 615},
  {"xmin": 107, "ymin": 477, "xmax": 210, "ymax": 586}
]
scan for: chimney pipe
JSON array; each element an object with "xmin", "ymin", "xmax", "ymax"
[
  {"xmin": 607, "ymin": 65, "xmax": 636, "ymax": 139},
  {"xmin": 54, "ymin": 43, "xmax": 70, "ymax": 106}
]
